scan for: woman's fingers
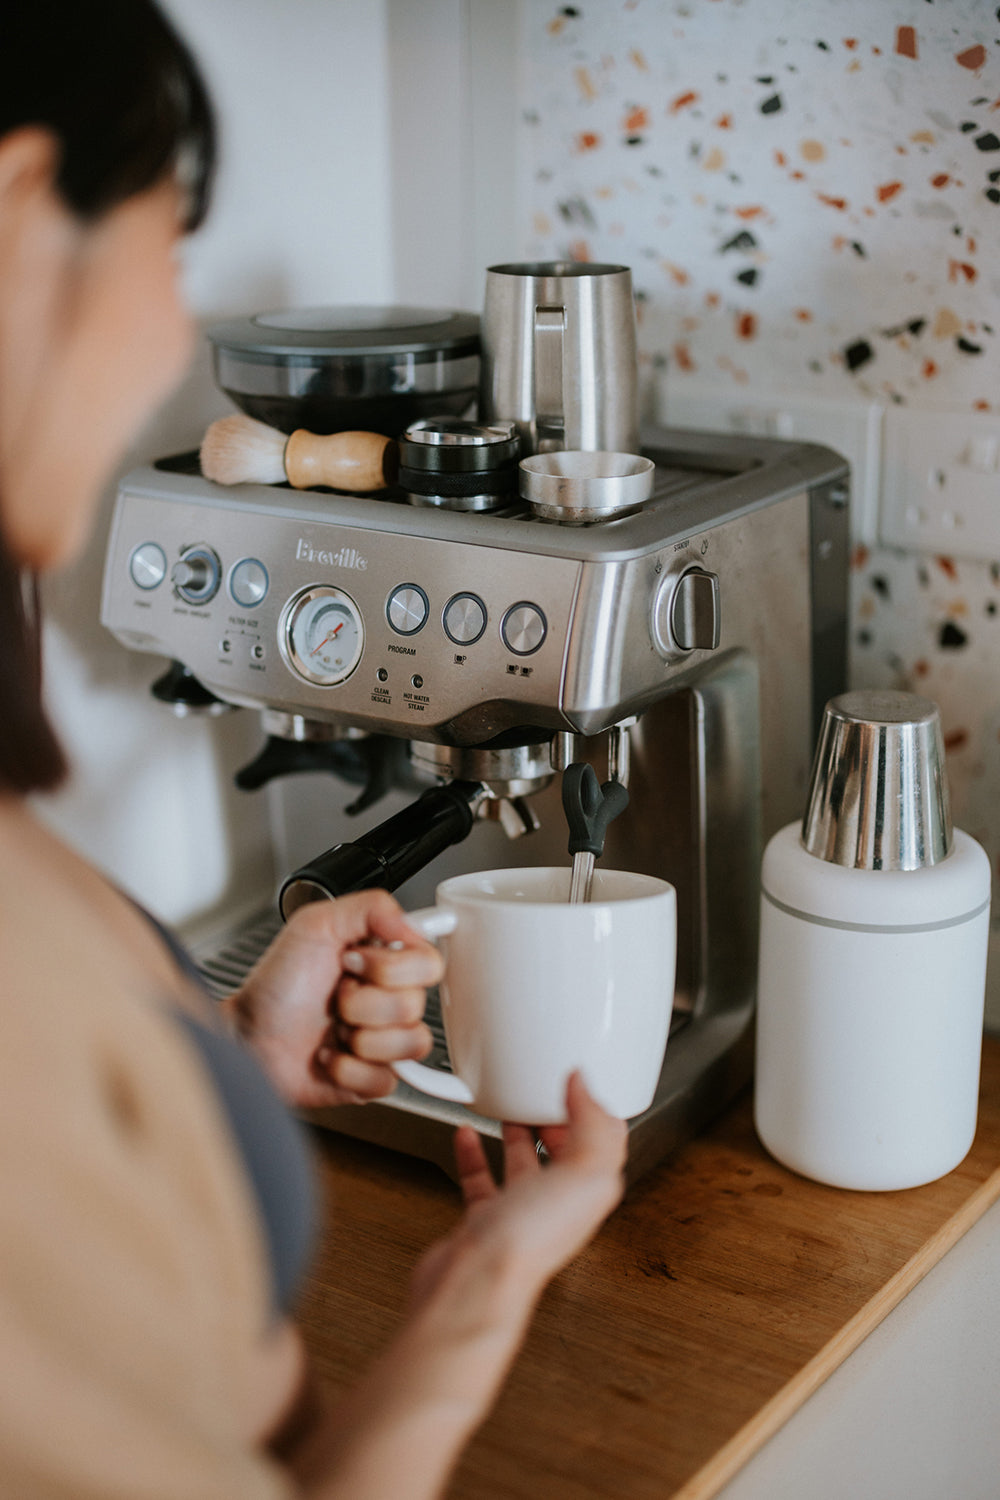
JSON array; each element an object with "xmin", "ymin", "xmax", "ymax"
[
  {"xmin": 332, "ymin": 976, "xmax": 432, "ymax": 1067},
  {"xmin": 539, "ymin": 1072, "xmax": 628, "ymax": 1173},
  {"xmin": 454, "ymin": 1125, "xmax": 497, "ymax": 1207},
  {"xmin": 336, "ymin": 1019, "xmax": 434, "ymax": 1065},
  {"xmin": 501, "ymin": 1123, "xmax": 543, "ymax": 1182},
  {"xmin": 342, "ymin": 939, "xmax": 443, "ymax": 990},
  {"xmin": 336, "ymin": 977, "xmax": 427, "ymax": 1029},
  {"xmin": 313, "ymin": 1048, "xmax": 398, "ymax": 1101}
]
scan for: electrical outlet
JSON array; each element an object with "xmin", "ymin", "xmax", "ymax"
[
  {"xmin": 879, "ymin": 408, "xmax": 1000, "ymax": 562},
  {"xmin": 658, "ymin": 379, "xmax": 881, "ymax": 543}
]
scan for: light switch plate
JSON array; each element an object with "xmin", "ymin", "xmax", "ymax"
[
  {"xmin": 659, "ymin": 379, "xmax": 881, "ymax": 543},
  {"xmin": 880, "ymin": 407, "xmax": 1000, "ymax": 562}
]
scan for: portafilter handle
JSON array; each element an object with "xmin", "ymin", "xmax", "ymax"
[{"xmin": 278, "ymin": 780, "xmax": 486, "ymax": 918}]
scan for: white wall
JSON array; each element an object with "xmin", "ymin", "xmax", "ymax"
[{"xmin": 386, "ymin": 0, "xmax": 521, "ymax": 309}]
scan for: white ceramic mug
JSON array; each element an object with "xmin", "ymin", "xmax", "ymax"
[{"xmin": 394, "ymin": 866, "xmax": 677, "ymax": 1124}]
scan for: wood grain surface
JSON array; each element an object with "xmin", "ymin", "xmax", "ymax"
[{"xmin": 296, "ymin": 1037, "xmax": 1000, "ymax": 1500}]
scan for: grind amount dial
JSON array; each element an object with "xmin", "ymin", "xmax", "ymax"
[{"xmin": 280, "ymin": 585, "xmax": 365, "ymax": 686}]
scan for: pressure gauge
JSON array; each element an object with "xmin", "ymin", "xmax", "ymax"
[{"xmin": 280, "ymin": 585, "xmax": 365, "ymax": 686}]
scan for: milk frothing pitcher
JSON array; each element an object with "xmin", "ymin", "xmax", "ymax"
[{"xmin": 479, "ymin": 261, "xmax": 639, "ymax": 456}]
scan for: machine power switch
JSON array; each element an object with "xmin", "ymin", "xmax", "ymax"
[
  {"xmin": 129, "ymin": 541, "xmax": 167, "ymax": 591},
  {"xmin": 671, "ymin": 568, "xmax": 721, "ymax": 651}
]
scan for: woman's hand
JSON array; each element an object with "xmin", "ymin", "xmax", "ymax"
[
  {"xmin": 411, "ymin": 1071, "xmax": 628, "ymax": 1314},
  {"xmin": 220, "ymin": 890, "xmax": 443, "ymax": 1109}
]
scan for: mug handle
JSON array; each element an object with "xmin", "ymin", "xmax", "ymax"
[{"xmin": 392, "ymin": 907, "xmax": 475, "ymax": 1106}]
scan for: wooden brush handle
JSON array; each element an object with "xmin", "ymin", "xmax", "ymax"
[{"xmin": 283, "ymin": 430, "xmax": 396, "ymax": 492}]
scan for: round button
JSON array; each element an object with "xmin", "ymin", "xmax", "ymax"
[
  {"xmin": 229, "ymin": 558, "xmax": 269, "ymax": 608},
  {"xmin": 387, "ymin": 583, "xmax": 429, "ymax": 636},
  {"xmin": 129, "ymin": 541, "xmax": 167, "ymax": 591},
  {"xmin": 443, "ymin": 593, "xmax": 487, "ymax": 646},
  {"xmin": 501, "ymin": 602, "xmax": 547, "ymax": 656}
]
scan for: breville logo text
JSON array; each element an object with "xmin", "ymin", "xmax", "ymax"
[{"xmin": 295, "ymin": 538, "xmax": 368, "ymax": 570}]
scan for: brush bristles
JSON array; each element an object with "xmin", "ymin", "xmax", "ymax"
[{"xmin": 200, "ymin": 413, "xmax": 289, "ymax": 485}]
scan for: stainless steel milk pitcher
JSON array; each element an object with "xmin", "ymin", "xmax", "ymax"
[{"xmin": 479, "ymin": 262, "xmax": 639, "ymax": 457}]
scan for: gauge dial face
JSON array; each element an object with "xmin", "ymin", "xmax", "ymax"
[{"xmin": 281, "ymin": 585, "xmax": 364, "ymax": 686}]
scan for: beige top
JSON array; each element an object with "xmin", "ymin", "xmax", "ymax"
[{"xmin": 0, "ymin": 860, "xmax": 296, "ymax": 1498}]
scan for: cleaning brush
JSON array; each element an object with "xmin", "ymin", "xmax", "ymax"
[{"xmin": 200, "ymin": 413, "xmax": 397, "ymax": 492}]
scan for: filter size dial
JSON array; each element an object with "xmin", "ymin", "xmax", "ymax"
[{"xmin": 280, "ymin": 584, "xmax": 365, "ymax": 686}]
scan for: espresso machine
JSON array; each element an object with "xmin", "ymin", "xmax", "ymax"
[{"xmin": 100, "ymin": 264, "xmax": 849, "ymax": 1179}]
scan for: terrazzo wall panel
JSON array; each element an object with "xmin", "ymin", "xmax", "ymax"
[{"xmin": 518, "ymin": 0, "xmax": 1000, "ymax": 895}]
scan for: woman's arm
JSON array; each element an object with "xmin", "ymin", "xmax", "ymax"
[
  {"xmin": 221, "ymin": 890, "xmax": 626, "ymax": 1499},
  {"xmin": 295, "ymin": 1074, "xmax": 627, "ymax": 1500}
]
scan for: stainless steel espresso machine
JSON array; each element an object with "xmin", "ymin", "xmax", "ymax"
[{"xmin": 101, "ymin": 265, "xmax": 849, "ymax": 1180}]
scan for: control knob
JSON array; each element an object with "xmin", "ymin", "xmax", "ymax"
[
  {"xmin": 172, "ymin": 545, "xmax": 221, "ymax": 605},
  {"xmin": 651, "ymin": 566, "xmax": 721, "ymax": 657}
]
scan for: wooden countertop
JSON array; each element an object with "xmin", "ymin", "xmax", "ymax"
[{"xmin": 296, "ymin": 1037, "xmax": 1000, "ymax": 1500}]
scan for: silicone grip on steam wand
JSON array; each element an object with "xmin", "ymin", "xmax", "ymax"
[{"xmin": 561, "ymin": 762, "xmax": 629, "ymax": 903}]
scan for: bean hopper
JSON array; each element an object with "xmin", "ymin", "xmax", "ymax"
[{"xmin": 101, "ymin": 283, "xmax": 849, "ymax": 1180}]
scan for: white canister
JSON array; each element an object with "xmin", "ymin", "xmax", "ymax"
[{"xmin": 754, "ymin": 690, "xmax": 992, "ymax": 1191}]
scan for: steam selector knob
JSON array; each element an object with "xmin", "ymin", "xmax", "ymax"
[
  {"xmin": 172, "ymin": 546, "xmax": 221, "ymax": 605},
  {"xmin": 652, "ymin": 566, "xmax": 721, "ymax": 656},
  {"xmin": 672, "ymin": 568, "xmax": 720, "ymax": 651}
]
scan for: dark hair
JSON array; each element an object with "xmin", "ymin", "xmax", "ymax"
[
  {"xmin": 2, "ymin": 0, "xmax": 216, "ymax": 231},
  {"xmin": 0, "ymin": 1, "xmax": 216, "ymax": 794}
]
